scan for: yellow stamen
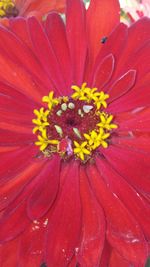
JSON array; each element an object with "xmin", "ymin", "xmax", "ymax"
[
  {"xmin": 74, "ymin": 141, "xmax": 90, "ymax": 160},
  {"xmin": 71, "ymin": 82, "xmax": 88, "ymax": 101},
  {"xmin": 42, "ymin": 91, "xmax": 59, "ymax": 110},
  {"xmin": 93, "ymin": 91, "xmax": 109, "ymax": 109},
  {"xmin": 98, "ymin": 128, "xmax": 110, "ymax": 148},
  {"xmin": 35, "ymin": 129, "xmax": 59, "ymax": 151},
  {"xmin": 84, "ymin": 130, "xmax": 100, "ymax": 150},
  {"xmin": 84, "ymin": 87, "xmax": 104, "ymax": 103},
  {"xmin": 32, "ymin": 107, "xmax": 49, "ymax": 133},
  {"xmin": 97, "ymin": 113, "xmax": 118, "ymax": 130}
]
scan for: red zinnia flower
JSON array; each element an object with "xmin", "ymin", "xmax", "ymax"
[
  {"xmin": 0, "ymin": 0, "xmax": 65, "ymax": 26},
  {"xmin": 0, "ymin": 0, "xmax": 150, "ymax": 266}
]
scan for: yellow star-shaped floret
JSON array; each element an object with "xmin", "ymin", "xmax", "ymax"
[
  {"xmin": 42, "ymin": 91, "xmax": 59, "ymax": 110},
  {"xmin": 35, "ymin": 129, "xmax": 59, "ymax": 151},
  {"xmin": 73, "ymin": 141, "xmax": 90, "ymax": 160},
  {"xmin": 84, "ymin": 130, "xmax": 101, "ymax": 150},
  {"xmin": 32, "ymin": 107, "xmax": 49, "ymax": 133},
  {"xmin": 97, "ymin": 113, "xmax": 118, "ymax": 130},
  {"xmin": 93, "ymin": 91, "xmax": 109, "ymax": 109},
  {"xmin": 97, "ymin": 128, "xmax": 110, "ymax": 148},
  {"xmin": 71, "ymin": 82, "xmax": 88, "ymax": 101},
  {"xmin": 83, "ymin": 87, "xmax": 100, "ymax": 102}
]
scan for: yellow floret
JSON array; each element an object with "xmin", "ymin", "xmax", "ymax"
[
  {"xmin": 73, "ymin": 141, "xmax": 90, "ymax": 161},
  {"xmin": 93, "ymin": 91, "xmax": 109, "ymax": 109},
  {"xmin": 35, "ymin": 129, "xmax": 59, "ymax": 151},
  {"xmin": 32, "ymin": 107, "xmax": 49, "ymax": 133},
  {"xmin": 42, "ymin": 91, "xmax": 59, "ymax": 110},
  {"xmin": 97, "ymin": 113, "xmax": 118, "ymax": 130}
]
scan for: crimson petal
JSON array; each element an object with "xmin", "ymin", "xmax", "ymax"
[
  {"xmin": 116, "ymin": 18, "xmax": 150, "ymax": 74},
  {"xmin": 0, "ymin": 201, "xmax": 30, "ymax": 243},
  {"xmin": 86, "ymin": 0, "xmax": 120, "ymax": 62},
  {"xmin": 102, "ymin": 145, "xmax": 150, "ymax": 194},
  {"xmin": 76, "ymin": 166, "xmax": 105, "ymax": 266},
  {"xmin": 92, "ymin": 54, "xmax": 115, "ymax": 89},
  {"xmin": 0, "ymin": 160, "xmax": 45, "ymax": 211},
  {"xmin": 108, "ymin": 70, "xmax": 136, "ymax": 102},
  {"xmin": 109, "ymin": 250, "xmax": 134, "ymax": 267},
  {"xmin": 19, "ymin": 217, "xmax": 49, "ymax": 267},
  {"xmin": 27, "ymin": 156, "xmax": 61, "ymax": 220},
  {"xmin": 111, "ymin": 135, "xmax": 150, "ymax": 153},
  {"xmin": 45, "ymin": 13, "xmax": 72, "ymax": 93},
  {"xmin": 0, "ymin": 237, "xmax": 20, "ymax": 266},
  {"xmin": 108, "ymin": 81, "xmax": 150, "ymax": 113},
  {"xmin": 66, "ymin": 0, "xmax": 87, "ymax": 84},
  {"xmin": 87, "ymin": 164, "xmax": 148, "ymax": 265},
  {"xmin": 28, "ymin": 16, "xmax": 66, "ymax": 94},
  {"xmin": 0, "ymin": 145, "xmax": 37, "ymax": 182},
  {"xmin": 9, "ymin": 17, "xmax": 33, "ymax": 48},
  {"xmin": 96, "ymin": 157, "xmax": 150, "ymax": 240},
  {"xmin": 45, "ymin": 161, "xmax": 81, "ymax": 267}
]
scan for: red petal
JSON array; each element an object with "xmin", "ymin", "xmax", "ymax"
[
  {"xmin": 86, "ymin": 0, "xmax": 120, "ymax": 62},
  {"xmin": 99, "ymin": 241, "xmax": 111, "ymax": 267},
  {"xmin": 0, "ymin": 237, "xmax": 20, "ymax": 266},
  {"xmin": 0, "ymin": 201, "xmax": 30, "ymax": 242},
  {"xmin": 0, "ymin": 121, "xmax": 32, "ymax": 134},
  {"xmin": 108, "ymin": 81, "xmax": 150, "ymax": 113},
  {"xmin": 0, "ymin": 146, "xmax": 19, "ymax": 153},
  {"xmin": 45, "ymin": 13, "xmax": 72, "ymax": 93},
  {"xmin": 28, "ymin": 17, "xmax": 66, "ymax": 94},
  {"xmin": 109, "ymin": 250, "xmax": 134, "ymax": 267},
  {"xmin": 125, "ymin": 41, "xmax": 150, "ymax": 80},
  {"xmin": 45, "ymin": 161, "xmax": 81, "ymax": 267},
  {"xmin": 0, "ymin": 25, "xmax": 50, "ymax": 102},
  {"xmin": 66, "ymin": 0, "xmax": 87, "ymax": 84},
  {"xmin": 0, "ymin": 55, "xmax": 42, "ymax": 104},
  {"xmin": 0, "ymin": 129, "xmax": 34, "ymax": 146},
  {"xmin": 95, "ymin": 23, "xmax": 127, "ymax": 67},
  {"xmin": 76, "ymin": 166, "xmax": 105, "ymax": 266},
  {"xmin": 9, "ymin": 17, "xmax": 33, "ymax": 49},
  {"xmin": 116, "ymin": 18, "xmax": 150, "ymax": 75},
  {"xmin": 102, "ymin": 145, "xmax": 150, "ymax": 195},
  {"xmin": 118, "ymin": 109, "xmax": 150, "ymax": 132},
  {"xmin": 0, "ymin": 159, "xmax": 45, "ymax": 211},
  {"xmin": 0, "ymin": 81, "xmax": 36, "ymax": 109},
  {"xmin": 92, "ymin": 54, "xmax": 115, "ymax": 89},
  {"xmin": 108, "ymin": 70, "xmax": 136, "ymax": 102},
  {"xmin": 87, "ymin": 164, "xmax": 148, "ymax": 265},
  {"xmin": 112, "ymin": 135, "xmax": 150, "ymax": 153},
  {"xmin": 27, "ymin": 156, "xmax": 61, "ymax": 219},
  {"xmin": 96, "ymin": 157, "xmax": 150, "ymax": 240},
  {"xmin": 0, "ymin": 108, "xmax": 32, "ymax": 126},
  {"xmin": 19, "ymin": 217, "xmax": 49, "ymax": 267},
  {"xmin": 0, "ymin": 145, "xmax": 37, "ymax": 182}
]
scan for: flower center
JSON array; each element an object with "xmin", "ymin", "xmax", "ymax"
[
  {"xmin": 32, "ymin": 83, "xmax": 117, "ymax": 162},
  {"xmin": 0, "ymin": 0, "xmax": 18, "ymax": 18}
]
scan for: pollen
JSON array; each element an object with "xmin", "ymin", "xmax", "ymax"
[{"xmin": 32, "ymin": 83, "xmax": 118, "ymax": 162}]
